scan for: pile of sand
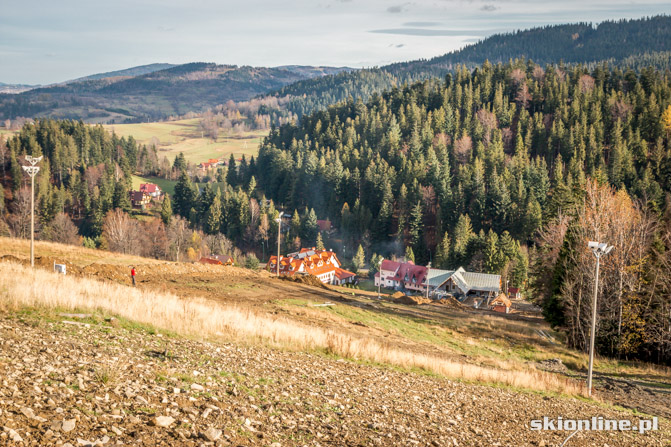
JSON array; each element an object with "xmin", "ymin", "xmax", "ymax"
[
  {"xmin": 431, "ymin": 296, "xmax": 464, "ymax": 309},
  {"xmin": 278, "ymin": 274, "xmax": 329, "ymax": 289},
  {"xmin": 389, "ymin": 291, "xmax": 431, "ymax": 305}
]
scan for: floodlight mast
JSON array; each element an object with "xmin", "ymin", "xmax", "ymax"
[
  {"xmin": 276, "ymin": 212, "xmax": 283, "ymax": 277},
  {"xmin": 426, "ymin": 262, "xmax": 431, "ymax": 299},
  {"xmin": 586, "ymin": 240, "xmax": 614, "ymax": 397},
  {"xmin": 377, "ymin": 258, "xmax": 383, "ymax": 299},
  {"xmin": 21, "ymin": 156, "xmax": 43, "ymax": 268}
]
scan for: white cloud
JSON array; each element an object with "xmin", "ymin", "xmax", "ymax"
[{"xmin": 1, "ymin": 0, "xmax": 670, "ymax": 84}]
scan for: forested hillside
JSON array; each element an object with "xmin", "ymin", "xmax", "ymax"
[
  {"xmin": 0, "ymin": 64, "xmax": 349, "ymax": 122},
  {"xmin": 262, "ymin": 16, "xmax": 671, "ymax": 119},
  {"xmin": 257, "ymin": 59, "xmax": 671, "ymax": 363}
]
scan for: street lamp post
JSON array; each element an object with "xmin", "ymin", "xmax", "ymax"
[
  {"xmin": 22, "ymin": 155, "xmax": 43, "ymax": 268},
  {"xmin": 275, "ymin": 212, "xmax": 283, "ymax": 277},
  {"xmin": 426, "ymin": 261, "xmax": 431, "ymax": 299},
  {"xmin": 586, "ymin": 241, "xmax": 613, "ymax": 397},
  {"xmin": 377, "ymin": 258, "xmax": 383, "ymax": 299}
]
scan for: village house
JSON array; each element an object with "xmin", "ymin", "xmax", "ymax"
[
  {"xmin": 267, "ymin": 248, "xmax": 356, "ymax": 286},
  {"xmin": 139, "ymin": 183, "xmax": 162, "ymax": 198},
  {"xmin": 375, "ymin": 261, "xmax": 501, "ymax": 299},
  {"xmin": 129, "ymin": 190, "xmax": 150, "ymax": 208}
]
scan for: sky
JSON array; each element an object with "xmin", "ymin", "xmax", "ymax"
[{"xmin": 1, "ymin": 0, "xmax": 669, "ymax": 85}]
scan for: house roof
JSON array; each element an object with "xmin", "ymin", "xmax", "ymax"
[
  {"xmin": 199, "ymin": 257, "xmax": 222, "ymax": 265},
  {"xmin": 490, "ymin": 293, "xmax": 512, "ymax": 308},
  {"xmin": 390, "ymin": 262, "xmax": 427, "ymax": 286},
  {"xmin": 380, "ymin": 259, "xmax": 401, "ymax": 273},
  {"xmin": 427, "ymin": 269, "xmax": 456, "ymax": 287},
  {"xmin": 130, "ymin": 191, "xmax": 146, "ymax": 201},
  {"xmin": 461, "ymin": 271, "xmax": 501, "ymax": 292},
  {"xmin": 211, "ymin": 254, "xmax": 234, "ymax": 264},
  {"xmin": 508, "ymin": 287, "xmax": 520, "ymax": 294},
  {"xmin": 334, "ymin": 268, "xmax": 356, "ymax": 280},
  {"xmin": 268, "ymin": 249, "xmax": 344, "ymax": 278},
  {"xmin": 432, "ymin": 267, "xmax": 501, "ymax": 294},
  {"xmin": 140, "ymin": 183, "xmax": 159, "ymax": 193}
]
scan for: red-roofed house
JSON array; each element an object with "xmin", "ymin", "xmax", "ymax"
[
  {"xmin": 199, "ymin": 257, "xmax": 223, "ymax": 265},
  {"xmin": 267, "ymin": 248, "xmax": 356, "ymax": 285},
  {"xmin": 200, "ymin": 255, "xmax": 235, "ymax": 266},
  {"xmin": 374, "ymin": 259, "xmax": 429, "ymax": 292},
  {"xmin": 139, "ymin": 183, "xmax": 162, "ymax": 198}
]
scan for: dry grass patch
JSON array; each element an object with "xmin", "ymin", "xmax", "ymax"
[{"xmin": 0, "ymin": 260, "xmax": 587, "ymax": 397}]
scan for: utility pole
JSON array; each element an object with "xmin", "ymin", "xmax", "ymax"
[
  {"xmin": 275, "ymin": 212, "xmax": 283, "ymax": 277},
  {"xmin": 587, "ymin": 241, "xmax": 613, "ymax": 397},
  {"xmin": 22, "ymin": 155, "xmax": 42, "ymax": 268},
  {"xmin": 377, "ymin": 258, "xmax": 384, "ymax": 299},
  {"xmin": 426, "ymin": 262, "xmax": 431, "ymax": 299}
]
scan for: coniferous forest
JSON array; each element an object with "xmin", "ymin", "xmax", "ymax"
[{"xmin": 2, "ymin": 57, "xmax": 671, "ymax": 364}]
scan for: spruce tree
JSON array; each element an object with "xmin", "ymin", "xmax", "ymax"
[
  {"xmin": 205, "ymin": 194, "xmax": 222, "ymax": 235},
  {"xmin": 315, "ymin": 232, "xmax": 325, "ymax": 250},
  {"xmin": 352, "ymin": 244, "xmax": 366, "ymax": 272},
  {"xmin": 404, "ymin": 246, "xmax": 415, "ymax": 263},
  {"xmin": 435, "ymin": 232, "xmax": 451, "ymax": 269},
  {"xmin": 301, "ymin": 208, "xmax": 318, "ymax": 245},
  {"xmin": 161, "ymin": 194, "xmax": 172, "ymax": 225},
  {"xmin": 451, "ymin": 214, "xmax": 474, "ymax": 266},
  {"xmin": 174, "ymin": 171, "xmax": 197, "ymax": 217},
  {"xmin": 112, "ymin": 183, "xmax": 131, "ymax": 213},
  {"xmin": 173, "ymin": 152, "xmax": 187, "ymax": 172},
  {"xmin": 226, "ymin": 154, "xmax": 237, "ymax": 187}
]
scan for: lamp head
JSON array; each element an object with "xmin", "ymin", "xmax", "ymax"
[{"xmin": 588, "ymin": 241, "xmax": 614, "ymax": 256}]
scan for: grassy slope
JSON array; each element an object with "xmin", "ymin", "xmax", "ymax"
[
  {"xmin": 2, "ymin": 236, "xmax": 670, "ymax": 403},
  {"xmin": 104, "ymin": 118, "xmax": 266, "ymax": 164}
]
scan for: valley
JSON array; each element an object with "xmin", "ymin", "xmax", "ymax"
[{"xmin": 2, "ymin": 9, "xmax": 671, "ymax": 446}]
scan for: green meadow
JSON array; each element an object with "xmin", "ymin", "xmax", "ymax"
[{"xmin": 104, "ymin": 118, "xmax": 266, "ymax": 164}]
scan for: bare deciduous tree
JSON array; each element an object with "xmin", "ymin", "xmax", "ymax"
[
  {"xmin": 167, "ymin": 216, "xmax": 190, "ymax": 261},
  {"xmin": 102, "ymin": 209, "xmax": 141, "ymax": 255},
  {"xmin": 8, "ymin": 187, "xmax": 33, "ymax": 239},
  {"xmin": 142, "ymin": 218, "xmax": 168, "ymax": 259},
  {"xmin": 42, "ymin": 212, "xmax": 80, "ymax": 245}
]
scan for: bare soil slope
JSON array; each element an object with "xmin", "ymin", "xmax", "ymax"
[{"xmin": 1, "ymin": 313, "xmax": 669, "ymax": 447}]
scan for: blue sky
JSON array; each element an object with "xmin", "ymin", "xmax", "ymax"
[{"xmin": 1, "ymin": 0, "xmax": 669, "ymax": 85}]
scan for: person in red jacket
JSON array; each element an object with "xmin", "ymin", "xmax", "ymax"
[{"xmin": 131, "ymin": 267, "xmax": 136, "ymax": 286}]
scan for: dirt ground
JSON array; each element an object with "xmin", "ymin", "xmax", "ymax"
[
  {"xmin": 3, "ymin": 313, "xmax": 669, "ymax": 447},
  {"xmin": 2, "ymin": 244, "xmax": 670, "ymax": 422}
]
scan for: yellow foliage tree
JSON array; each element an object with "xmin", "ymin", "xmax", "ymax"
[{"xmin": 662, "ymin": 105, "xmax": 671, "ymax": 139}]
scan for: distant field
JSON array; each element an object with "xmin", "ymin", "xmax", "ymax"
[
  {"xmin": 104, "ymin": 119, "xmax": 266, "ymax": 164},
  {"xmin": 0, "ymin": 129, "xmax": 16, "ymax": 140}
]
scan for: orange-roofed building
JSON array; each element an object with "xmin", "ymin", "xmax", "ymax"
[{"xmin": 267, "ymin": 248, "xmax": 356, "ymax": 285}]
